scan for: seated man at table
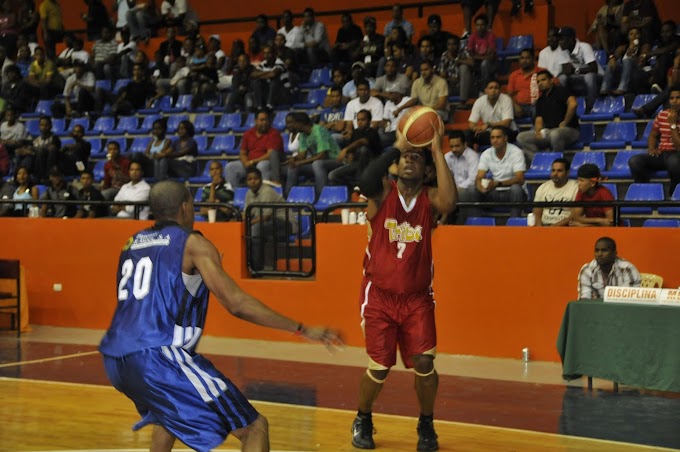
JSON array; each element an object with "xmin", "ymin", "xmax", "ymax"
[{"xmin": 577, "ymin": 237, "xmax": 641, "ymax": 300}]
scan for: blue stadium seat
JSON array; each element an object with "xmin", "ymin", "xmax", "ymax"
[
  {"xmin": 602, "ymin": 151, "xmax": 645, "ymax": 179},
  {"xmin": 506, "ymin": 217, "xmax": 528, "ymax": 226},
  {"xmin": 95, "ymin": 79, "xmax": 111, "ymax": 93},
  {"xmin": 589, "ymin": 122, "xmax": 636, "ymax": 149},
  {"xmin": 272, "ymin": 111, "xmax": 287, "ymax": 131},
  {"xmin": 194, "ymin": 135, "xmax": 208, "ymax": 153},
  {"xmin": 233, "ymin": 113, "xmax": 255, "ymax": 133},
  {"xmin": 620, "ymin": 94, "xmax": 657, "ymax": 119},
  {"xmin": 643, "ymin": 219, "xmax": 680, "ymax": 228},
  {"xmin": 569, "ymin": 152, "xmax": 606, "ymax": 177},
  {"xmin": 23, "ymin": 100, "xmax": 54, "ymax": 118},
  {"xmin": 35, "ymin": 184, "xmax": 47, "ymax": 198},
  {"xmin": 167, "ymin": 94, "xmax": 193, "ymax": 113},
  {"xmin": 581, "ymin": 96, "xmax": 625, "ymax": 122},
  {"xmin": 129, "ymin": 136, "xmax": 152, "ymax": 153},
  {"xmin": 112, "ymin": 79, "xmax": 131, "ymax": 95},
  {"xmin": 166, "ymin": 114, "xmax": 189, "ymax": 133},
  {"xmin": 497, "ymin": 34, "xmax": 533, "ymax": 58},
  {"xmin": 206, "ymin": 113, "xmax": 242, "ymax": 133},
  {"xmin": 193, "ymin": 186, "xmax": 205, "ymax": 203},
  {"xmin": 131, "ymin": 114, "xmax": 163, "ymax": 135},
  {"xmin": 113, "ymin": 116, "xmax": 139, "ymax": 134},
  {"xmin": 525, "ymin": 152, "xmax": 563, "ymax": 180},
  {"xmin": 576, "ymin": 97, "xmax": 586, "ymax": 116},
  {"xmin": 631, "ymin": 120, "xmax": 654, "ymax": 148},
  {"xmin": 287, "ymin": 186, "xmax": 315, "ymax": 204},
  {"xmin": 87, "ymin": 116, "xmax": 115, "ymax": 136},
  {"xmin": 139, "ymin": 95, "xmax": 173, "ymax": 114},
  {"xmin": 314, "ymin": 186, "xmax": 348, "ymax": 210},
  {"xmin": 293, "ymin": 89, "xmax": 327, "ymax": 109},
  {"xmin": 189, "ymin": 160, "xmax": 223, "ymax": 184},
  {"xmin": 92, "ymin": 160, "xmax": 106, "ymax": 182},
  {"xmin": 233, "ymin": 187, "xmax": 248, "ymax": 210},
  {"xmin": 60, "ymin": 137, "xmax": 74, "ymax": 147},
  {"xmin": 211, "ymin": 135, "xmax": 238, "ymax": 155},
  {"xmin": 299, "ymin": 68, "xmax": 331, "ymax": 89},
  {"xmin": 659, "ymin": 185, "xmax": 680, "ymax": 215},
  {"xmin": 49, "ymin": 118, "xmax": 66, "ymax": 136},
  {"xmin": 465, "ymin": 217, "xmax": 496, "ymax": 226},
  {"xmin": 24, "ymin": 119, "xmax": 40, "ymax": 136},
  {"xmin": 66, "ymin": 117, "xmax": 90, "ymax": 135},
  {"xmin": 290, "ymin": 215, "xmax": 313, "ymax": 241},
  {"xmin": 601, "ymin": 183, "xmax": 618, "ymax": 199},
  {"xmin": 193, "ymin": 114, "xmax": 215, "ymax": 132},
  {"xmin": 593, "ymin": 49, "xmax": 607, "ymax": 68},
  {"xmin": 87, "ymin": 138, "xmax": 104, "ymax": 157},
  {"xmin": 621, "ymin": 182, "xmax": 664, "ymax": 214},
  {"xmin": 568, "ymin": 123, "xmax": 594, "ymax": 150}
]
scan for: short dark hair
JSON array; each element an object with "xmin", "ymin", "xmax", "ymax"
[
  {"xmin": 178, "ymin": 120, "xmax": 195, "ymax": 137},
  {"xmin": 355, "ymin": 79, "xmax": 370, "ymax": 89},
  {"xmin": 80, "ymin": 169, "xmax": 94, "ymax": 178},
  {"xmin": 286, "ymin": 111, "xmax": 312, "ymax": 126},
  {"xmin": 474, "ymin": 14, "xmax": 488, "ymax": 25},
  {"xmin": 552, "ymin": 157, "xmax": 570, "ymax": 171},
  {"xmin": 536, "ymin": 69, "xmax": 553, "ymax": 79},
  {"xmin": 448, "ymin": 130, "xmax": 465, "ymax": 142},
  {"xmin": 490, "ymin": 125, "xmax": 508, "ymax": 136},
  {"xmin": 107, "ymin": 140, "xmax": 120, "ymax": 150},
  {"xmin": 669, "ymin": 84, "xmax": 680, "ymax": 94},
  {"xmin": 246, "ymin": 166, "xmax": 262, "ymax": 178},
  {"xmin": 39, "ymin": 115, "xmax": 52, "ymax": 125},
  {"xmin": 420, "ymin": 60, "xmax": 434, "ymax": 69},
  {"xmin": 519, "ymin": 48, "xmax": 535, "ymax": 58},
  {"xmin": 256, "ymin": 108, "xmax": 272, "ymax": 120},
  {"xmin": 486, "ymin": 79, "xmax": 501, "ymax": 88},
  {"xmin": 149, "ymin": 180, "xmax": 192, "ymax": 220},
  {"xmin": 596, "ymin": 236, "xmax": 616, "ymax": 251},
  {"xmin": 357, "ymin": 109, "xmax": 372, "ymax": 122}
]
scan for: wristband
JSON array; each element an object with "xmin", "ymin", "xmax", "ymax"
[{"xmin": 294, "ymin": 323, "xmax": 304, "ymax": 336}]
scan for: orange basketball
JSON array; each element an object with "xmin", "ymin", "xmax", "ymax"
[{"xmin": 398, "ymin": 106, "xmax": 444, "ymax": 148}]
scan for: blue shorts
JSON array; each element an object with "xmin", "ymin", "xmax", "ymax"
[{"xmin": 102, "ymin": 346, "xmax": 259, "ymax": 452}]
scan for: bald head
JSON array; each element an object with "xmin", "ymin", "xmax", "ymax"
[{"xmin": 149, "ymin": 180, "xmax": 192, "ymax": 221}]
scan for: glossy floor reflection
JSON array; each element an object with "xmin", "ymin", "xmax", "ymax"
[{"xmin": 1, "ymin": 331, "xmax": 680, "ymax": 450}]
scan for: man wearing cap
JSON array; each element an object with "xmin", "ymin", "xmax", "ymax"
[
  {"xmin": 557, "ymin": 26, "xmax": 603, "ymax": 111},
  {"xmin": 371, "ymin": 57, "xmax": 409, "ymax": 103},
  {"xmin": 383, "ymin": 4, "xmax": 414, "ymax": 41},
  {"xmin": 569, "ymin": 163, "xmax": 615, "ymax": 227},
  {"xmin": 578, "ymin": 237, "xmax": 641, "ymax": 300},
  {"xmin": 342, "ymin": 62, "xmax": 375, "ymax": 101},
  {"xmin": 359, "ymin": 16, "xmax": 384, "ymax": 78},
  {"xmin": 63, "ymin": 59, "xmax": 95, "ymax": 117},
  {"xmin": 425, "ymin": 14, "xmax": 453, "ymax": 58},
  {"xmin": 394, "ymin": 60, "xmax": 449, "ymax": 121}
]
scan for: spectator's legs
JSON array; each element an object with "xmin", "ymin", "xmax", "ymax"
[
  {"xmin": 628, "ymin": 153, "xmax": 664, "ymax": 183},
  {"xmin": 479, "ymin": 59, "xmax": 495, "ymax": 90},
  {"xmin": 548, "ymin": 127, "xmax": 580, "ymax": 152},
  {"xmin": 452, "ymin": 186, "xmax": 478, "ymax": 225},
  {"xmin": 459, "ymin": 64, "xmax": 473, "ymax": 102},
  {"xmin": 255, "ymin": 160, "xmax": 271, "ymax": 181},
  {"xmin": 489, "ymin": 185, "xmax": 526, "ymax": 217},
  {"xmin": 664, "ymin": 152, "xmax": 680, "ymax": 197},
  {"xmin": 651, "ymin": 53, "xmax": 674, "ymax": 89},
  {"xmin": 468, "ymin": 188, "xmax": 484, "ymax": 218},
  {"xmin": 617, "ymin": 58, "xmax": 634, "ymax": 92},
  {"xmin": 328, "ymin": 161, "xmax": 360, "ymax": 187},
  {"xmin": 312, "ymin": 159, "xmax": 343, "ymax": 196},
  {"xmin": 167, "ymin": 159, "xmax": 195, "ymax": 178},
  {"xmin": 249, "ymin": 221, "xmax": 266, "ymax": 271},
  {"xmin": 285, "ymin": 163, "xmax": 315, "ymax": 196},
  {"xmin": 225, "ymin": 161, "xmax": 247, "ymax": 188},
  {"xmin": 601, "ymin": 63, "xmax": 617, "ymax": 93},
  {"xmin": 267, "ymin": 150, "xmax": 282, "ymax": 184},
  {"xmin": 154, "ymin": 158, "xmax": 168, "ymax": 180},
  {"xmin": 583, "ymin": 73, "xmax": 601, "ymax": 110},
  {"xmin": 515, "ymin": 130, "xmax": 544, "ymax": 162},
  {"xmin": 126, "ymin": 9, "xmax": 142, "ymax": 39}
]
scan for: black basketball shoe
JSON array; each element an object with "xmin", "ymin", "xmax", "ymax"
[
  {"xmin": 351, "ymin": 414, "xmax": 375, "ymax": 449},
  {"xmin": 417, "ymin": 417, "xmax": 439, "ymax": 451}
]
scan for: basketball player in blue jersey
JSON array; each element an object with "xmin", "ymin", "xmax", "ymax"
[{"xmin": 99, "ymin": 180, "xmax": 341, "ymax": 452}]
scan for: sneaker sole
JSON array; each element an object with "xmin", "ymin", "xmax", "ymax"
[{"xmin": 352, "ymin": 439, "xmax": 376, "ymax": 449}]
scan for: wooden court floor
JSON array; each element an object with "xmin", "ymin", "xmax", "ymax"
[{"xmin": 1, "ymin": 327, "xmax": 679, "ymax": 452}]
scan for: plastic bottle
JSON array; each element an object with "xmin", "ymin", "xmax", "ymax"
[{"xmin": 527, "ymin": 213, "xmax": 536, "ymax": 226}]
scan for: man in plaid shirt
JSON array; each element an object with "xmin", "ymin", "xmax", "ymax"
[{"xmin": 578, "ymin": 237, "xmax": 641, "ymax": 300}]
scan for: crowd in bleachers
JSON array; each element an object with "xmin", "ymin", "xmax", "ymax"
[{"xmin": 0, "ymin": 0, "xmax": 679, "ymax": 227}]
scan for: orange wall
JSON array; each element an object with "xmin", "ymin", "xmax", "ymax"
[{"xmin": 2, "ymin": 218, "xmax": 679, "ymax": 362}]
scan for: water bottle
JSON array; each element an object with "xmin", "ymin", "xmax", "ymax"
[
  {"xmin": 522, "ymin": 347, "xmax": 530, "ymax": 362},
  {"xmin": 348, "ymin": 211, "xmax": 357, "ymax": 224},
  {"xmin": 527, "ymin": 213, "xmax": 536, "ymax": 226}
]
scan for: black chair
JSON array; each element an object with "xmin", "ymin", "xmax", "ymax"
[{"xmin": 0, "ymin": 260, "xmax": 21, "ymax": 337}]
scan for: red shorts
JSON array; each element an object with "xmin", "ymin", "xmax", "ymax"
[{"xmin": 359, "ymin": 278, "xmax": 437, "ymax": 369}]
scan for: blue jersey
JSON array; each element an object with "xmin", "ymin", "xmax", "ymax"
[{"xmin": 99, "ymin": 222, "xmax": 210, "ymax": 357}]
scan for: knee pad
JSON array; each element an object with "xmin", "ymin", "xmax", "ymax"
[{"xmin": 366, "ymin": 368, "xmax": 388, "ymax": 384}]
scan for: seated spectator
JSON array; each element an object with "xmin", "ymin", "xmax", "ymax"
[
  {"xmin": 634, "ymin": 48, "xmax": 680, "ymax": 118},
  {"xmin": 198, "ymin": 161, "xmax": 234, "ymax": 222},
  {"xmin": 444, "ymin": 130, "xmax": 478, "ymax": 224},
  {"xmin": 359, "ymin": 16, "xmax": 384, "ymax": 78},
  {"xmin": 383, "ymin": 4, "xmax": 414, "ymax": 41},
  {"xmin": 317, "ymin": 87, "xmax": 346, "ymax": 135},
  {"xmin": 0, "ymin": 2, "xmax": 19, "ymax": 59},
  {"xmin": 91, "ymin": 25, "xmax": 119, "ymax": 80},
  {"xmin": 6, "ymin": 166, "xmax": 38, "ymax": 216},
  {"xmin": 285, "ymin": 112, "xmax": 341, "ymax": 196},
  {"xmin": 117, "ymin": 28, "xmax": 139, "ymax": 78},
  {"xmin": 56, "ymin": 36, "xmax": 89, "ymax": 78},
  {"xmin": 134, "ymin": 118, "xmax": 172, "ymax": 179},
  {"xmin": 108, "ymin": 63, "xmax": 160, "ymax": 116},
  {"xmin": 250, "ymin": 45, "xmax": 292, "ymax": 110},
  {"xmin": 0, "ymin": 108, "xmax": 27, "ymax": 158},
  {"xmin": 14, "ymin": 44, "xmax": 32, "ymax": 77},
  {"xmin": 58, "ymin": 124, "xmax": 90, "ymax": 177},
  {"xmin": 158, "ymin": 26, "xmax": 183, "ymax": 67},
  {"xmin": 395, "ymin": 61, "xmax": 449, "ymax": 121},
  {"xmin": 332, "ymin": 13, "xmax": 363, "ymax": 68},
  {"xmin": 14, "ymin": 115, "xmax": 60, "ymax": 183},
  {"xmin": 101, "ymin": 140, "xmax": 131, "ymax": 200},
  {"xmin": 63, "ymin": 60, "xmax": 95, "ymax": 117},
  {"xmin": 39, "ymin": 166, "xmax": 78, "ymax": 218},
  {"xmin": 532, "ymin": 158, "xmax": 578, "ymax": 226},
  {"xmin": 300, "ymin": 8, "xmax": 330, "ymax": 66},
  {"xmin": 251, "ymin": 14, "xmax": 277, "ymax": 48},
  {"xmin": 620, "ymin": 0, "xmax": 659, "ymax": 47},
  {"xmin": 0, "ymin": 174, "xmax": 15, "ymax": 216},
  {"xmin": 647, "ymin": 21, "xmax": 679, "ymax": 93},
  {"xmin": 273, "ymin": 33, "xmax": 295, "ymax": 69},
  {"xmin": 277, "ymin": 9, "xmax": 304, "ymax": 51},
  {"xmin": 589, "ymin": 0, "xmax": 624, "ymax": 55},
  {"xmin": 226, "ymin": 110, "xmax": 283, "ymax": 188},
  {"xmin": 225, "ymin": 54, "xmax": 253, "ymax": 113},
  {"xmin": 165, "ymin": 120, "xmax": 197, "ymax": 179},
  {"xmin": 471, "ymin": 126, "xmax": 526, "ymax": 218},
  {"xmin": 343, "ymin": 80, "xmax": 384, "ymax": 141},
  {"xmin": 245, "ymin": 166, "xmax": 295, "ymax": 272},
  {"xmin": 372, "ymin": 57, "xmax": 410, "ymax": 104},
  {"xmin": 629, "ymin": 86, "xmax": 680, "ymax": 197},
  {"xmin": 460, "ymin": 0, "xmax": 500, "ymax": 38},
  {"xmin": 82, "ymin": 0, "xmax": 111, "ymax": 41},
  {"xmin": 165, "ymin": 54, "xmax": 189, "ymax": 96},
  {"xmin": 75, "ymin": 170, "xmax": 107, "ymax": 218},
  {"xmin": 569, "ymin": 163, "xmax": 615, "ymax": 227},
  {"xmin": 506, "ymin": 48, "xmax": 543, "ymax": 118},
  {"xmin": 379, "ymin": 88, "xmax": 411, "ymax": 146},
  {"xmin": 466, "ymin": 14, "xmax": 497, "ymax": 90},
  {"xmin": 516, "ymin": 70, "xmax": 579, "ymax": 160},
  {"xmin": 438, "ymin": 35, "xmax": 473, "ymax": 104},
  {"xmin": 557, "ymin": 26, "xmax": 603, "ymax": 111},
  {"xmin": 1, "ymin": 64, "xmax": 30, "ymax": 114},
  {"xmin": 111, "ymin": 162, "xmax": 150, "ymax": 219},
  {"xmin": 161, "ymin": 0, "xmax": 198, "ymax": 36},
  {"xmin": 426, "ymin": 14, "xmax": 453, "ymax": 58},
  {"xmin": 343, "ymin": 62, "xmax": 375, "ymax": 102},
  {"xmin": 578, "ymin": 236, "xmax": 641, "ymax": 300},
  {"xmin": 127, "ymin": 0, "xmax": 159, "ymax": 41},
  {"xmin": 189, "ymin": 52, "xmax": 219, "ymax": 109},
  {"xmin": 539, "ymin": 28, "xmax": 567, "ymax": 80},
  {"xmin": 601, "ymin": 26, "xmax": 650, "ymax": 95},
  {"xmin": 467, "ymin": 79, "xmax": 516, "ymax": 147},
  {"xmin": 410, "ymin": 37, "xmax": 440, "ymax": 81},
  {"xmin": 329, "ymin": 109, "xmax": 383, "ymax": 188},
  {"xmin": 24, "ymin": 46, "xmax": 63, "ymax": 103}
]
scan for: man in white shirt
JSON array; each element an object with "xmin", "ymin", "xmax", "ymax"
[
  {"xmin": 467, "ymin": 79, "xmax": 516, "ymax": 147},
  {"xmin": 444, "ymin": 130, "xmax": 478, "ymax": 224},
  {"xmin": 343, "ymin": 80, "xmax": 384, "ymax": 140},
  {"xmin": 63, "ymin": 60, "xmax": 96, "ymax": 117},
  {"xmin": 379, "ymin": 89, "xmax": 411, "ymax": 146},
  {"xmin": 471, "ymin": 126, "xmax": 526, "ymax": 217},
  {"xmin": 111, "ymin": 162, "xmax": 151, "ymax": 220},
  {"xmin": 250, "ymin": 45, "xmax": 292, "ymax": 110},
  {"xmin": 277, "ymin": 9, "xmax": 304, "ymax": 50},
  {"xmin": 532, "ymin": 158, "xmax": 578, "ymax": 226},
  {"xmin": 557, "ymin": 26, "xmax": 603, "ymax": 111},
  {"xmin": 538, "ymin": 27, "xmax": 567, "ymax": 79},
  {"xmin": 578, "ymin": 237, "xmax": 641, "ymax": 300},
  {"xmin": 0, "ymin": 109, "xmax": 27, "ymax": 156}
]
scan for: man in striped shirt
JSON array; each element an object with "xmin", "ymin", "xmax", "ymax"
[
  {"xmin": 250, "ymin": 45, "xmax": 292, "ymax": 110},
  {"xmin": 628, "ymin": 86, "xmax": 680, "ymax": 197},
  {"xmin": 578, "ymin": 237, "xmax": 641, "ymax": 300}
]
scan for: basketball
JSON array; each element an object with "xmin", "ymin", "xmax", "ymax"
[{"xmin": 398, "ymin": 106, "xmax": 444, "ymax": 148}]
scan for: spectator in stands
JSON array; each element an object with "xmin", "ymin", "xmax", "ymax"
[
  {"xmin": 460, "ymin": 0, "xmax": 500, "ymax": 39},
  {"xmin": 516, "ymin": 69, "xmax": 579, "ymax": 160},
  {"xmin": 359, "ymin": 16, "xmax": 384, "ymax": 78},
  {"xmin": 471, "ymin": 126, "xmax": 526, "ymax": 218},
  {"xmin": 589, "ymin": 0, "xmax": 624, "ymax": 56},
  {"xmin": 75, "ymin": 170, "xmax": 106, "ymax": 218},
  {"xmin": 629, "ymin": 86, "xmax": 680, "ymax": 197},
  {"xmin": 250, "ymin": 13, "xmax": 276, "ymax": 48},
  {"xmin": 332, "ymin": 12, "xmax": 363, "ymax": 69},
  {"xmin": 273, "ymin": 33, "xmax": 295, "ymax": 69},
  {"xmin": 383, "ymin": 26, "xmax": 412, "ymax": 63},
  {"xmin": 648, "ymin": 20, "xmax": 679, "ymax": 93},
  {"xmin": 506, "ymin": 48, "xmax": 543, "ymax": 118},
  {"xmin": 343, "ymin": 62, "xmax": 375, "ymax": 101},
  {"xmin": 14, "ymin": 115, "xmax": 60, "ymax": 183},
  {"xmin": 164, "ymin": 119, "xmax": 196, "ymax": 178},
  {"xmin": 278, "ymin": 10, "xmax": 303, "ymax": 52},
  {"xmin": 63, "ymin": 60, "xmax": 95, "ymax": 118},
  {"xmin": 383, "ymin": 4, "xmax": 414, "ymax": 41},
  {"xmin": 343, "ymin": 80, "xmax": 384, "ymax": 143},
  {"xmin": 569, "ymin": 163, "xmax": 615, "ymax": 226},
  {"xmin": 38, "ymin": 0, "xmax": 63, "ymax": 60},
  {"xmin": 0, "ymin": 45, "xmax": 13, "ymax": 83},
  {"xmin": 158, "ymin": 26, "xmax": 182, "ymax": 67},
  {"xmin": 318, "ymin": 86, "xmax": 346, "ymax": 135},
  {"xmin": 25, "ymin": 45, "xmax": 62, "ymax": 104},
  {"xmin": 329, "ymin": 109, "xmax": 382, "ymax": 189},
  {"xmin": 285, "ymin": 111, "xmax": 342, "ymax": 196},
  {"xmin": 0, "ymin": 108, "xmax": 27, "ymax": 158},
  {"xmin": 225, "ymin": 53, "xmax": 253, "ymax": 113},
  {"xmin": 578, "ymin": 237, "xmax": 641, "ymax": 300},
  {"xmin": 328, "ymin": 67, "xmax": 347, "ymax": 97},
  {"xmin": 16, "ymin": 33, "xmax": 38, "ymax": 56},
  {"xmin": 5, "ymin": 166, "xmax": 37, "ymax": 216},
  {"xmin": 117, "ymin": 29, "xmax": 139, "ymax": 78},
  {"xmin": 600, "ymin": 26, "xmax": 650, "ymax": 95},
  {"xmin": 160, "ymin": 0, "xmax": 198, "ymax": 36},
  {"xmin": 372, "ymin": 57, "xmax": 409, "ymax": 103},
  {"xmin": 557, "ymin": 26, "xmax": 603, "ymax": 112},
  {"xmin": 82, "ymin": 0, "xmax": 110, "ymax": 41},
  {"xmin": 91, "ymin": 24, "xmax": 119, "ymax": 80},
  {"xmin": 133, "ymin": 118, "xmax": 171, "ymax": 179},
  {"xmin": 38, "ymin": 166, "xmax": 77, "ymax": 218},
  {"xmin": 620, "ymin": 0, "xmax": 659, "ymax": 46},
  {"xmin": 1, "ymin": 65, "xmax": 29, "ymax": 113},
  {"xmin": 438, "ymin": 35, "xmax": 473, "ymax": 104},
  {"xmin": 425, "ymin": 14, "xmax": 453, "ymax": 59},
  {"xmin": 250, "ymin": 45, "xmax": 292, "ymax": 110},
  {"xmin": 111, "ymin": 161, "xmax": 150, "ymax": 219},
  {"xmin": 539, "ymin": 28, "xmax": 567, "ymax": 81},
  {"xmin": 186, "ymin": 46, "xmax": 218, "ymax": 108},
  {"xmin": 386, "ymin": 41, "xmax": 414, "ymax": 80},
  {"xmin": 444, "ymin": 130, "xmax": 478, "ymax": 224},
  {"xmin": 101, "ymin": 140, "xmax": 131, "ymax": 200},
  {"xmin": 18, "ymin": 1, "xmax": 40, "ymax": 44},
  {"xmin": 245, "ymin": 166, "xmax": 295, "ymax": 272},
  {"xmin": 0, "ymin": 1, "xmax": 19, "ymax": 60},
  {"xmin": 180, "ymin": 35, "xmax": 194, "ymax": 60},
  {"xmin": 532, "ymin": 158, "xmax": 578, "ymax": 226},
  {"xmin": 467, "ymin": 79, "xmax": 515, "ymax": 147},
  {"xmin": 466, "ymin": 14, "xmax": 497, "ymax": 91},
  {"xmin": 395, "ymin": 60, "xmax": 449, "ymax": 122},
  {"xmin": 14, "ymin": 45, "xmax": 32, "ymax": 78},
  {"xmin": 226, "ymin": 110, "xmax": 283, "ymax": 188},
  {"xmin": 379, "ymin": 86, "xmax": 411, "ymax": 146},
  {"xmin": 110, "ymin": 63, "xmax": 159, "ymax": 116},
  {"xmin": 634, "ymin": 47, "xmax": 680, "ymax": 118},
  {"xmin": 410, "ymin": 37, "xmax": 439, "ymax": 81},
  {"xmin": 301, "ymin": 7, "xmax": 330, "ymax": 66},
  {"xmin": 56, "ymin": 36, "xmax": 89, "ymax": 78},
  {"xmin": 58, "ymin": 124, "xmax": 90, "ymax": 177},
  {"xmin": 198, "ymin": 161, "xmax": 234, "ymax": 222}
]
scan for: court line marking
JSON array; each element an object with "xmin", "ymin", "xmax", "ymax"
[
  {"xmin": 0, "ymin": 350, "xmax": 100, "ymax": 368},
  {"xmin": 1, "ymin": 377, "xmax": 676, "ymax": 451}
]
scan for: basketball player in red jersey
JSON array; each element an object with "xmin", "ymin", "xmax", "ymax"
[{"xmin": 351, "ymin": 126, "xmax": 457, "ymax": 451}]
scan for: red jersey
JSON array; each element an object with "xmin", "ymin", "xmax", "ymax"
[
  {"xmin": 363, "ymin": 181, "xmax": 434, "ymax": 294},
  {"xmin": 575, "ymin": 185, "xmax": 614, "ymax": 218}
]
